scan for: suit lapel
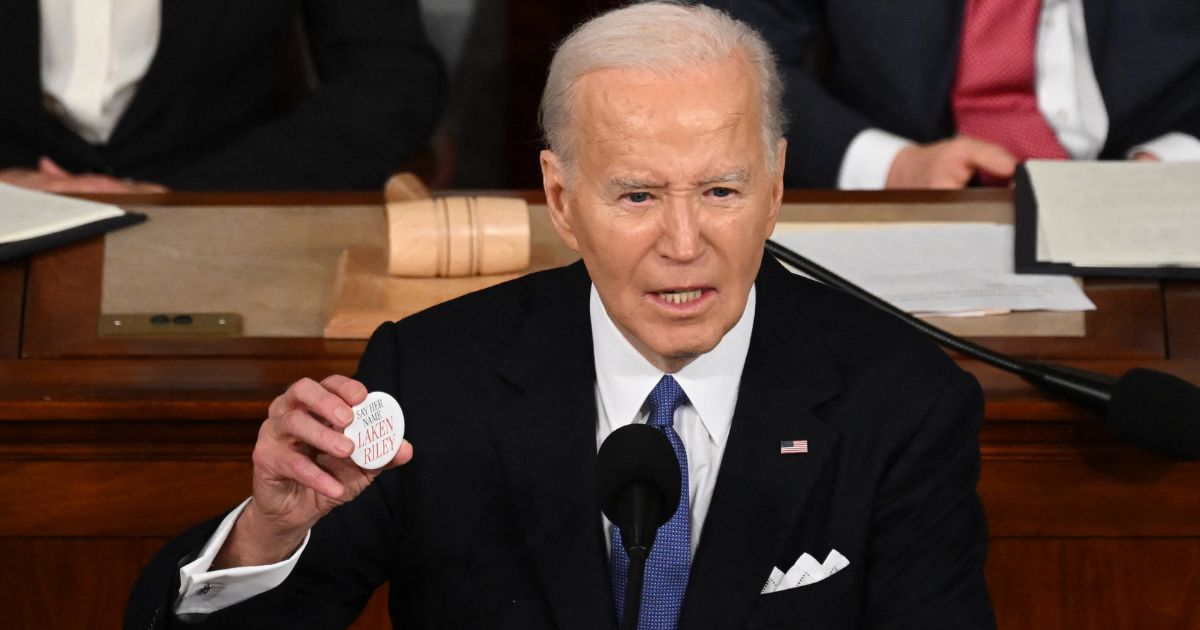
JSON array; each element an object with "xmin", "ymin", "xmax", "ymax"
[
  {"xmin": 679, "ymin": 257, "xmax": 844, "ymax": 630},
  {"xmin": 0, "ymin": 0, "xmax": 46, "ymax": 143},
  {"xmin": 1081, "ymin": 0, "xmax": 1109, "ymax": 73},
  {"xmin": 109, "ymin": 0, "xmax": 227, "ymax": 146},
  {"xmin": 488, "ymin": 263, "xmax": 618, "ymax": 630}
]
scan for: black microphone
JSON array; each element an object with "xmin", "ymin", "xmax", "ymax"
[
  {"xmin": 596, "ymin": 424, "xmax": 682, "ymax": 630},
  {"xmin": 765, "ymin": 239, "xmax": 1200, "ymax": 461}
]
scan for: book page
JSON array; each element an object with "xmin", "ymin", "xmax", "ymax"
[
  {"xmin": 0, "ymin": 182, "xmax": 126, "ymax": 244},
  {"xmin": 1027, "ymin": 161, "xmax": 1200, "ymax": 266}
]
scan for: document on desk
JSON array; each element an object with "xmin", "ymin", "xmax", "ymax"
[
  {"xmin": 0, "ymin": 182, "xmax": 145, "ymax": 262},
  {"xmin": 1015, "ymin": 161, "xmax": 1200, "ymax": 276},
  {"xmin": 770, "ymin": 223, "xmax": 1096, "ymax": 316}
]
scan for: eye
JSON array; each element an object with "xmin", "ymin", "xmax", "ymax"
[
  {"xmin": 625, "ymin": 191, "xmax": 652, "ymax": 204},
  {"xmin": 708, "ymin": 187, "xmax": 736, "ymax": 198}
]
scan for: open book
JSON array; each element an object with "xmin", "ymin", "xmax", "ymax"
[
  {"xmin": 0, "ymin": 182, "xmax": 146, "ymax": 262},
  {"xmin": 1014, "ymin": 161, "xmax": 1200, "ymax": 279}
]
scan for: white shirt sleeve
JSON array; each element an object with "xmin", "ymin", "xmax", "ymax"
[
  {"xmin": 837, "ymin": 128, "xmax": 915, "ymax": 190},
  {"xmin": 173, "ymin": 498, "xmax": 311, "ymax": 616},
  {"xmin": 1127, "ymin": 132, "xmax": 1200, "ymax": 161}
]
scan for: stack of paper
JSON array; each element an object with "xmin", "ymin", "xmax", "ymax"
[{"xmin": 770, "ymin": 223, "xmax": 1095, "ymax": 316}]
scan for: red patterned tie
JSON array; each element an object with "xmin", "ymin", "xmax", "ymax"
[{"xmin": 952, "ymin": 0, "xmax": 1069, "ymax": 184}]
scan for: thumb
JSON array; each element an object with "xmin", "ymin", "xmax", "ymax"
[
  {"xmin": 963, "ymin": 138, "xmax": 1018, "ymax": 178},
  {"xmin": 38, "ymin": 156, "xmax": 70, "ymax": 177}
]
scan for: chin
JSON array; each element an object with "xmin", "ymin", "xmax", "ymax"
[{"xmin": 652, "ymin": 333, "xmax": 720, "ymax": 364}]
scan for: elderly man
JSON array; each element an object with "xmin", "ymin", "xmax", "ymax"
[{"xmin": 126, "ymin": 3, "xmax": 993, "ymax": 628}]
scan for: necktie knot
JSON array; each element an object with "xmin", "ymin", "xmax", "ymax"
[{"xmin": 647, "ymin": 375, "xmax": 686, "ymax": 430}]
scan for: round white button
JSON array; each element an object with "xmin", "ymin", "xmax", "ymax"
[{"xmin": 345, "ymin": 391, "xmax": 405, "ymax": 469}]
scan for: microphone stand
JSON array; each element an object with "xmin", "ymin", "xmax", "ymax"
[
  {"xmin": 618, "ymin": 484, "xmax": 659, "ymax": 630},
  {"xmin": 764, "ymin": 239, "xmax": 1117, "ymax": 407},
  {"xmin": 765, "ymin": 239, "xmax": 1200, "ymax": 462}
]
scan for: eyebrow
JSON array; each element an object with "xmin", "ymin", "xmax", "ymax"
[
  {"xmin": 608, "ymin": 169, "xmax": 751, "ymax": 191},
  {"xmin": 609, "ymin": 176, "xmax": 665, "ymax": 191},
  {"xmin": 698, "ymin": 169, "xmax": 750, "ymax": 186}
]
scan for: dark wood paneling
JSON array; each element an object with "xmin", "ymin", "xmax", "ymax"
[
  {"xmin": 0, "ymin": 358, "xmax": 355, "ymax": 421},
  {"xmin": 1165, "ymin": 280, "xmax": 1200, "ymax": 359},
  {"xmin": 0, "ymin": 538, "xmax": 393, "ymax": 630},
  {"xmin": 4, "ymin": 190, "xmax": 1198, "ymax": 629},
  {"xmin": 988, "ymin": 539, "xmax": 1200, "ymax": 630},
  {"xmin": 0, "ymin": 259, "xmax": 24, "ymax": 358}
]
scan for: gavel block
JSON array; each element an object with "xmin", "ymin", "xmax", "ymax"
[{"xmin": 387, "ymin": 197, "xmax": 531, "ymax": 277}]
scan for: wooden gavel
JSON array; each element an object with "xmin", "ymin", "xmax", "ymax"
[{"xmin": 384, "ymin": 174, "xmax": 531, "ymax": 278}]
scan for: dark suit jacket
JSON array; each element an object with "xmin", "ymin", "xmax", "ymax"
[
  {"xmin": 709, "ymin": 0, "xmax": 1200, "ymax": 187},
  {"xmin": 126, "ymin": 256, "xmax": 994, "ymax": 629},
  {"xmin": 0, "ymin": 0, "xmax": 444, "ymax": 190}
]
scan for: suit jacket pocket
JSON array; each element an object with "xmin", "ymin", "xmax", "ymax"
[{"xmin": 744, "ymin": 568, "xmax": 859, "ymax": 629}]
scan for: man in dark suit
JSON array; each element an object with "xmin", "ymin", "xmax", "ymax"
[
  {"xmin": 707, "ymin": 0, "xmax": 1200, "ymax": 189},
  {"xmin": 0, "ymin": 0, "xmax": 444, "ymax": 191},
  {"xmin": 126, "ymin": 3, "xmax": 993, "ymax": 628}
]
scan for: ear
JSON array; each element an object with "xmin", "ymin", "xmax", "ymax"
[
  {"xmin": 540, "ymin": 150, "xmax": 581, "ymax": 252},
  {"xmin": 763, "ymin": 138, "xmax": 787, "ymax": 235}
]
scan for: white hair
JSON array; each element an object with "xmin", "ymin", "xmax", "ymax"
[{"xmin": 539, "ymin": 1, "xmax": 786, "ymax": 175}]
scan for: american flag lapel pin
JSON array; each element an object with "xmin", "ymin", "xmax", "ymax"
[{"xmin": 780, "ymin": 440, "xmax": 808, "ymax": 455}]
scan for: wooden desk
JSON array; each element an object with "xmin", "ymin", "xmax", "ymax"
[{"xmin": 1, "ymin": 190, "xmax": 1198, "ymax": 629}]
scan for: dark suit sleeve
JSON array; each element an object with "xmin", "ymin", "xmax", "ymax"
[
  {"xmin": 864, "ymin": 369, "xmax": 995, "ymax": 629},
  {"xmin": 709, "ymin": 0, "xmax": 880, "ymax": 187},
  {"xmin": 124, "ymin": 324, "xmax": 407, "ymax": 629},
  {"xmin": 161, "ymin": 0, "xmax": 445, "ymax": 191}
]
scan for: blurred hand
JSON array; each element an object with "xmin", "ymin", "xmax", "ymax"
[
  {"xmin": 0, "ymin": 157, "xmax": 167, "ymax": 193},
  {"xmin": 214, "ymin": 375, "xmax": 414, "ymax": 568},
  {"xmin": 1130, "ymin": 151, "xmax": 1160, "ymax": 162},
  {"xmin": 886, "ymin": 137, "xmax": 1018, "ymax": 189}
]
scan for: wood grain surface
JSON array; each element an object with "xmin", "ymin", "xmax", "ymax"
[{"xmin": 3, "ymin": 190, "xmax": 1199, "ymax": 629}]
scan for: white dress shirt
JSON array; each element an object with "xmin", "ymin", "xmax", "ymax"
[
  {"xmin": 592, "ymin": 285, "xmax": 755, "ymax": 557},
  {"xmin": 39, "ymin": 0, "xmax": 160, "ymax": 144},
  {"xmin": 837, "ymin": 0, "xmax": 1200, "ymax": 189},
  {"xmin": 175, "ymin": 284, "xmax": 757, "ymax": 615}
]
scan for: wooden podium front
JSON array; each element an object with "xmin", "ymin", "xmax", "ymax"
[{"xmin": 1, "ymin": 190, "xmax": 1198, "ymax": 629}]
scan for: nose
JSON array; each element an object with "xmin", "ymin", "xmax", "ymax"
[{"xmin": 656, "ymin": 196, "xmax": 704, "ymax": 262}]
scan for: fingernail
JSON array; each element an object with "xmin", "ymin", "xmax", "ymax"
[
  {"xmin": 336, "ymin": 407, "xmax": 353, "ymax": 425},
  {"xmin": 340, "ymin": 437, "xmax": 355, "ymax": 456}
]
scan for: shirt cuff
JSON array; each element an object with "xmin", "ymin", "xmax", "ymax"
[
  {"xmin": 174, "ymin": 498, "xmax": 311, "ymax": 616},
  {"xmin": 837, "ymin": 128, "xmax": 915, "ymax": 190},
  {"xmin": 1127, "ymin": 132, "xmax": 1200, "ymax": 161}
]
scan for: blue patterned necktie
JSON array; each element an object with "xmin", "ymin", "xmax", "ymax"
[{"xmin": 611, "ymin": 375, "xmax": 690, "ymax": 630}]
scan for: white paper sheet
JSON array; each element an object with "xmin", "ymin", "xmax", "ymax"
[
  {"xmin": 0, "ymin": 181, "xmax": 126, "ymax": 244},
  {"xmin": 1027, "ymin": 161, "xmax": 1200, "ymax": 266},
  {"xmin": 770, "ymin": 223, "xmax": 1096, "ymax": 315}
]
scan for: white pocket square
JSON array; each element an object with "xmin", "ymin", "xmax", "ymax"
[{"xmin": 761, "ymin": 549, "xmax": 849, "ymax": 594}]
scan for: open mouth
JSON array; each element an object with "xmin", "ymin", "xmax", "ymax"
[{"xmin": 655, "ymin": 289, "xmax": 705, "ymax": 305}]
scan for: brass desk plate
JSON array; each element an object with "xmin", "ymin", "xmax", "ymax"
[{"xmin": 99, "ymin": 313, "xmax": 243, "ymax": 337}]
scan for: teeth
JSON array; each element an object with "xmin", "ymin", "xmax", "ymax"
[{"xmin": 658, "ymin": 289, "xmax": 703, "ymax": 304}]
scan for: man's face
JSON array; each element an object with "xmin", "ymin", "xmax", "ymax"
[{"xmin": 541, "ymin": 53, "xmax": 785, "ymax": 372}]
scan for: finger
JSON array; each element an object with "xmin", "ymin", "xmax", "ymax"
[
  {"xmin": 37, "ymin": 156, "xmax": 70, "ymax": 177},
  {"xmin": 383, "ymin": 439, "xmax": 415, "ymax": 470},
  {"xmin": 929, "ymin": 158, "xmax": 974, "ymax": 189},
  {"xmin": 960, "ymin": 137, "xmax": 1017, "ymax": 178},
  {"xmin": 130, "ymin": 181, "xmax": 169, "ymax": 193},
  {"xmin": 275, "ymin": 407, "xmax": 355, "ymax": 458},
  {"xmin": 315, "ymin": 451, "xmax": 377, "ymax": 495},
  {"xmin": 320, "ymin": 375, "xmax": 369, "ymax": 407},
  {"xmin": 286, "ymin": 377, "xmax": 356, "ymax": 429},
  {"xmin": 279, "ymin": 450, "xmax": 346, "ymax": 500}
]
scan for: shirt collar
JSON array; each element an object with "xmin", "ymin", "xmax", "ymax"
[{"xmin": 590, "ymin": 284, "xmax": 756, "ymax": 449}]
